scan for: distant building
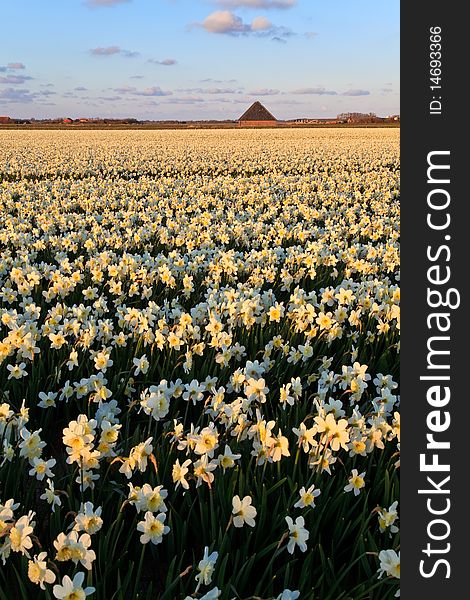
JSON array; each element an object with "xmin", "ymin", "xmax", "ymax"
[
  {"xmin": 238, "ymin": 101, "xmax": 278, "ymax": 127},
  {"xmin": 336, "ymin": 112, "xmax": 383, "ymax": 124},
  {"xmin": 0, "ymin": 116, "xmax": 11, "ymax": 124}
]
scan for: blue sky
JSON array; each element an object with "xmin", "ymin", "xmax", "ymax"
[{"xmin": 0, "ymin": 0, "xmax": 399, "ymax": 120}]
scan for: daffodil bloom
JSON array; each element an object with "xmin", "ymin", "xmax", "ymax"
[
  {"xmin": 7, "ymin": 362, "xmax": 27, "ymax": 379},
  {"xmin": 28, "ymin": 457, "xmax": 56, "ymax": 481},
  {"xmin": 133, "ymin": 484, "xmax": 168, "ymax": 514},
  {"xmin": 193, "ymin": 455, "xmax": 218, "ymax": 488},
  {"xmin": 74, "ymin": 502, "xmax": 103, "ymax": 535},
  {"xmin": 38, "ymin": 391, "xmax": 58, "ymax": 409},
  {"xmin": 172, "ymin": 458, "xmax": 192, "ymax": 489},
  {"xmin": 276, "ymin": 591, "xmax": 300, "ymax": 600},
  {"xmin": 378, "ymin": 500, "xmax": 399, "ymax": 534},
  {"xmin": 344, "ymin": 469, "xmax": 366, "ymax": 496},
  {"xmin": 294, "ymin": 485, "xmax": 321, "ymax": 509},
  {"xmin": 28, "ymin": 552, "xmax": 56, "ymax": 589},
  {"xmin": 217, "ymin": 445, "xmax": 241, "ymax": 470},
  {"xmin": 9, "ymin": 513, "xmax": 35, "ymax": 556},
  {"xmin": 53, "ymin": 572, "xmax": 95, "ymax": 600},
  {"xmin": 292, "ymin": 422, "xmax": 317, "ymax": 453},
  {"xmin": 285, "ymin": 515, "xmax": 309, "ymax": 553},
  {"xmin": 377, "ymin": 549, "xmax": 400, "ymax": 580},
  {"xmin": 195, "ymin": 546, "xmax": 218, "ymax": 591},
  {"xmin": 40, "ymin": 479, "xmax": 62, "ymax": 512},
  {"xmin": 194, "ymin": 424, "xmax": 219, "ymax": 457},
  {"xmin": 232, "ymin": 495, "xmax": 257, "ymax": 528},
  {"xmin": 19, "ymin": 428, "xmax": 46, "ymax": 460},
  {"xmin": 133, "ymin": 354, "xmax": 150, "ymax": 376},
  {"xmin": 54, "ymin": 530, "xmax": 96, "ymax": 569},
  {"xmin": 137, "ymin": 511, "xmax": 170, "ymax": 545}
]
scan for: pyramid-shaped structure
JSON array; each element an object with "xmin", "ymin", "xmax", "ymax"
[
  {"xmin": 239, "ymin": 101, "xmax": 277, "ymax": 122},
  {"xmin": 238, "ymin": 100, "xmax": 277, "ymax": 125}
]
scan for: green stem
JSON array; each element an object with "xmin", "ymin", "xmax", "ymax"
[{"xmin": 133, "ymin": 542, "xmax": 147, "ymax": 599}]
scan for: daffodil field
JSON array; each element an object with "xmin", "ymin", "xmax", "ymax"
[{"xmin": 0, "ymin": 129, "xmax": 400, "ymax": 600}]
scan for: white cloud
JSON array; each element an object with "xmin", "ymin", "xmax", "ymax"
[
  {"xmin": 251, "ymin": 16, "xmax": 272, "ymax": 31},
  {"xmin": 148, "ymin": 58, "xmax": 178, "ymax": 66},
  {"xmin": 248, "ymin": 88, "xmax": 280, "ymax": 95},
  {"xmin": 97, "ymin": 95, "xmax": 122, "ymax": 101},
  {"xmin": 342, "ymin": 89, "xmax": 370, "ymax": 96},
  {"xmin": 90, "ymin": 46, "xmax": 122, "ymax": 56},
  {"xmin": 177, "ymin": 87, "xmax": 241, "ymax": 94},
  {"xmin": 0, "ymin": 87, "xmax": 37, "ymax": 102},
  {"xmin": 202, "ymin": 11, "xmax": 249, "ymax": 34},
  {"xmin": 113, "ymin": 85, "xmax": 137, "ymax": 93},
  {"xmin": 291, "ymin": 87, "xmax": 337, "ymax": 96},
  {"xmin": 205, "ymin": 87, "xmax": 241, "ymax": 94},
  {"xmin": 122, "ymin": 50, "xmax": 139, "ymax": 58},
  {"xmin": 89, "ymin": 46, "xmax": 138, "ymax": 57},
  {"xmin": 112, "ymin": 85, "xmax": 172, "ymax": 97},
  {"xmin": 0, "ymin": 75, "xmax": 32, "ymax": 85},
  {"xmin": 200, "ymin": 78, "xmax": 238, "ymax": 83},
  {"xmin": 199, "ymin": 10, "xmax": 292, "ymax": 40},
  {"xmin": 135, "ymin": 86, "xmax": 172, "ymax": 97},
  {"xmin": 0, "ymin": 75, "xmax": 33, "ymax": 84},
  {"xmin": 163, "ymin": 96, "xmax": 206, "ymax": 105}
]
